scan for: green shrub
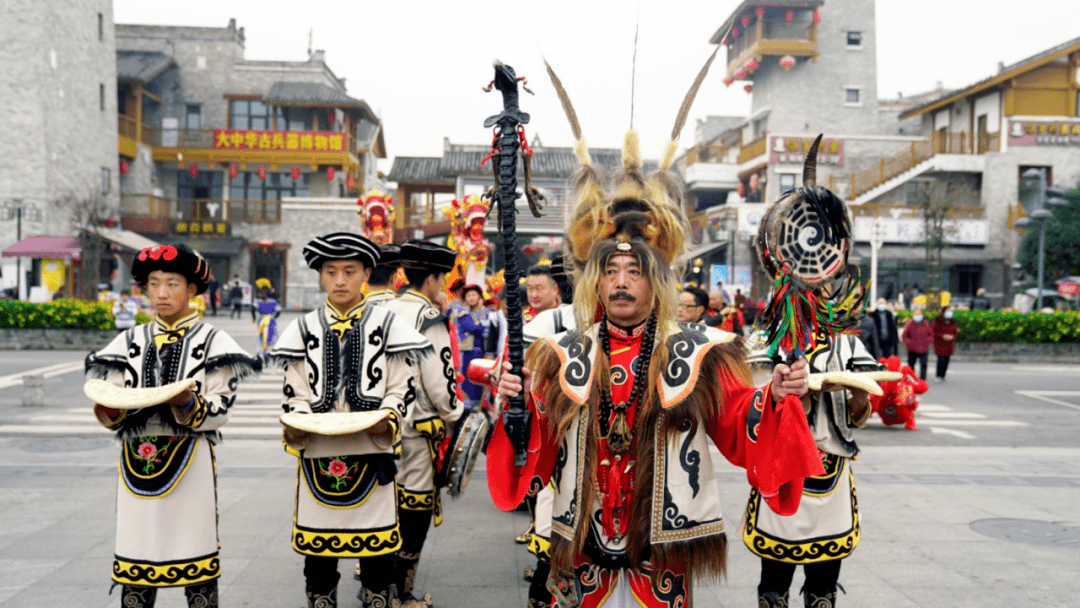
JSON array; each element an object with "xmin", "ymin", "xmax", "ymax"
[
  {"xmin": 0, "ymin": 300, "xmax": 117, "ymax": 330},
  {"xmin": 893, "ymin": 309, "xmax": 1080, "ymax": 343}
]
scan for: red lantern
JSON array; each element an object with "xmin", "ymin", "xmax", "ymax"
[
  {"xmin": 291, "ymin": 166, "xmax": 300, "ymax": 180},
  {"xmin": 741, "ymin": 13, "xmax": 751, "ymax": 27},
  {"xmin": 327, "ymin": 111, "xmax": 335, "ymax": 124},
  {"xmin": 736, "ymin": 183, "xmax": 746, "ymax": 197},
  {"xmin": 784, "ymin": 9, "xmax": 794, "ymax": 23},
  {"xmin": 813, "ymin": 10, "xmax": 821, "ymax": 24},
  {"xmin": 228, "ymin": 164, "xmax": 238, "ymax": 179},
  {"xmin": 731, "ymin": 26, "xmax": 740, "ymax": 39},
  {"xmin": 780, "ymin": 55, "xmax": 796, "ymax": 71},
  {"xmin": 188, "ymin": 164, "xmax": 198, "ymax": 178},
  {"xmin": 119, "ymin": 159, "xmax": 129, "ymax": 175},
  {"xmin": 105, "ymin": 217, "xmax": 116, "ymax": 228},
  {"xmin": 744, "ymin": 84, "xmax": 754, "ymax": 93},
  {"xmin": 755, "ymin": 5, "xmax": 764, "ymax": 18},
  {"xmin": 326, "ymin": 167, "xmax": 336, "ymax": 181},
  {"xmin": 257, "ymin": 166, "xmax": 267, "ymax": 181},
  {"xmin": 345, "ymin": 174, "xmax": 355, "ymax": 189},
  {"xmin": 734, "ymin": 67, "xmax": 747, "ymax": 79},
  {"xmin": 723, "ymin": 76, "xmax": 735, "ymax": 87},
  {"xmin": 746, "ymin": 58, "xmax": 759, "ymax": 73}
]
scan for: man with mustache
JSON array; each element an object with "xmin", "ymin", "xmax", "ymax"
[{"xmin": 493, "ymin": 130, "xmax": 821, "ymax": 607}]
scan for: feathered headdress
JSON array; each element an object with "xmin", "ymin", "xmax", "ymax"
[{"xmin": 545, "ymin": 48, "xmax": 719, "ymax": 333}]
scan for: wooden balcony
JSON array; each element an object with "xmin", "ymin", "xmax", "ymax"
[
  {"xmin": 725, "ymin": 15, "xmax": 818, "ymax": 79},
  {"xmin": 146, "ymin": 127, "xmax": 359, "ymax": 173},
  {"xmin": 117, "ymin": 114, "xmax": 151, "ymax": 158},
  {"xmin": 121, "ymin": 194, "xmax": 282, "ymax": 224},
  {"xmin": 737, "ymin": 135, "xmax": 767, "ymax": 164}
]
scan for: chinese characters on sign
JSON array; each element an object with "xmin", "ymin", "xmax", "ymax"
[
  {"xmin": 769, "ymin": 136, "xmax": 844, "ymax": 165},
  {"xmin": 1007, "ymin": 119, "xmax": 1080, "ymax": 146},
  {"xmin": 212, "ymin": 129, "xmax": 346, "ymax": 153},
  {"xmin": 174, "ymin": 221, "xmax": 230, "ymax": 236},
  {"xmin": 852, "ymin": 216, "xmax": 989, "ymax": 245}
]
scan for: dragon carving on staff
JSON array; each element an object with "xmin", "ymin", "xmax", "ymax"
[
  {"xmin": 356, "ymin": 189, "xmax": 395, "ymax": 245},
  {"xmin": 443, "ymin": 194, "xmax": 494, "ymax": 288}
]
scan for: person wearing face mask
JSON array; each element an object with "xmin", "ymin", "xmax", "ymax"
[
  {"xmin": 901, "ymin": 308, "xmax": 932, "ymax": 380},
  {"xmin": 932, "ymin": 306, "xmax": 959, "ymax": 382},
  {"xmin": 868, "ymin": 298, "xmax": 899, "ymax": 357}
]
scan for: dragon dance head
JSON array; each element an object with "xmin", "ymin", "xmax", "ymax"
[
  {"xmin": 443, "ymin": 193, "xmax": 493, "ymax": 289},
  {"xmin": 544, "ymin": 48, "xmax": 719, "ymax": 335},
  {"xmin": 357, "ymin": 189, "xmax": 395, "ymax": 245}
]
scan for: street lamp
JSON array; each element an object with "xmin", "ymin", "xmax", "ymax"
[
  {"xmin": 1, "ymin": 199, "xmax": 43, "ymax": 300},
  {"xmin": 1015, "ymin": 168, "xmax": 1068, "ymax": 310}
]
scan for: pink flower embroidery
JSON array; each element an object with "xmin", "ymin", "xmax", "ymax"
[
  {"xmin": 138, "ymin": 443, "xmax": 157, "ymax": 459},
  {"xmin": 326, "ymin": 459, "xmax": 348, "ymax": 477}
]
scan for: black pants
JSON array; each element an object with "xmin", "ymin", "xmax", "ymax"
[
  {"xmin": 759, "ymin": 557, "xmax": 842, "ymax": 596},
  {"xmin": 394, "ymin": 507, "xmax": 434, "ymax": 596},
  {"xmin": 936, "ymin": 355, "xmax": 951, "ymax": 379},
  {"xmin": 230, "ymin": 303, "xmax": 241, "ymax": 318},
  {"xmin": 907, "ymin": 351, "xmax": 928, "ymax": 380},
  {"xmin": 305, "ymin": 553, "xmax": 394, "ymax": 597}
]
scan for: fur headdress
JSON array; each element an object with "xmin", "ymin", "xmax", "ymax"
[{"xmin": 545, "ymin": 48, "xmax": 719, "ymax": 333}]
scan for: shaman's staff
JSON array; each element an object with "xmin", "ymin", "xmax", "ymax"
[{"xmin": 483, "ymin": 61, "xmax": 542, "ymax": 466}]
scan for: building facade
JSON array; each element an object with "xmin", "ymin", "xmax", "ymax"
[
  {"xmin": 116, "ymin": 20, "xmax": 386, "ymax": 307},
  {"xmin": 0, "ymin": 0, "xmax": 120, "ymax": 299}
]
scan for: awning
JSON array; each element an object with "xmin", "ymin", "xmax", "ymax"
[
  {"xmin": 185, "ymin": 237, "xmax": 247, "ymax": 257},
  {"xmin": 99, "ymin": 229, "xmax": 159, "ymax": 252},
  {"xmin": 681, "ymin": 241, "xmax": 727, "ymax": 265},
  {"xmin": 2, "ymin": 236, "xmax": 81, "ymax": 260},
  {"xmin": 851, "ymin": 246, "xmax": 1005, "ymax": 265}
]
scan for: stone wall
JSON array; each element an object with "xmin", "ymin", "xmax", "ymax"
[
  {"xmin": 0, "ymin": 328, "xmax": 115, "ymax": 351},
  {"xmin": 905, "ymin": 342, "xmax": 1080, "ymax": 364}
]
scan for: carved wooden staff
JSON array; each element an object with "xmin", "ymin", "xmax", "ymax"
[{"xmin": 483, "ymin": 60, "xmax": 536, "ymax": 466}]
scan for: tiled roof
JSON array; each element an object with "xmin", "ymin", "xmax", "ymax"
[
  {"xmin": 387, "ymin": 157, "xmax": 453, "ymax": 185},
  {"xmin": 439, "ymin": 148, "xmax": 656, "ymax": 179},
  {"xmin": 263, "ymin": 82, "xmax": 377, "ymax": 120},
  {"xmin": 116, "ymin": 50, "xmax": 174, "ymax": 83}
]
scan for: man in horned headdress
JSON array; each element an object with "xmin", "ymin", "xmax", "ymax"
[
  {"xmin": 495, "ymin": 125, "xmax": 823, "ymax": 605},
  {"xmin": 86, "ymin": 243, "xmax": 261, "ymax": 608},
  {"xmin": 269, "ymin": 232, "xmax": 432, "ymax": 608},
  {"xmin": 373, "ymin": 240, "xmax": 464, "ymax": 607}
]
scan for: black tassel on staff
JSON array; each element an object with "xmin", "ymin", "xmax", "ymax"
[{"xmin": 483, "ymin": 60, "xmax": 540, "ymax": 466}]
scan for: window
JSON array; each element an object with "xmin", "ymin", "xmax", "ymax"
[
  {"xmin": 186, "ymin": 104, "xmax": 201, "ymax": 130},
  {"xmin": 779, "ymin": 173, "xmax": 797, "ymax": 193},
  {"xmin": 846, "ymin": 31, "xmax": 862, "ymax": 47},
  {"xmin": 100, "ymin": 168, "xmax": 110, "ymax": 195},
  {"xmin": 230, "ymin": 172, "xmax": 309, "ymax": 201},
  {"xmin": 99, "ymin": 83, "xmax": 105, "ymax": 111},
  {"xmin": 845, "ymin": 88, "xmax": 861, "ymax": 106},
  {"xmin": 229, "ymin": 99, "xmax": 271, "ymax": 130},
  {"xmin": 98, "ymin": 13, "xmax": 104, "ymax": 41},
  {"xmin": 274, "ymin": 106, "xmax": 312, "ymax": 131}
]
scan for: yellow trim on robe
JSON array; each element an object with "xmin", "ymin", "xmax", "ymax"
[
  {"xmin": 112, "ymin": 553, "xmax": 220, "ymax": 587},
  {"xmin": 292, "ymin": 523, "xmax": 402, "ymax": 558}
]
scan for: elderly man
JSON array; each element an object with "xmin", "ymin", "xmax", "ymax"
[{"xmin": 494, "ymin": 130, "xmax": 821, "ymax": 607}]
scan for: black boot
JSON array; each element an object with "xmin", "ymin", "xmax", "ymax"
[
  {"xmin": 803, "ymin": 583, "xmax": 844, "ymax": 608},
  {"xmin": 121, "ymin": 585, "xmax": 158, "ymax": 608},
  {"xmin": 184, "ymin": 580, "xmax": 218, "ymax": 607},
  {"xmin": 357, "ymin": 586, "xmax": 392, "ymax": 608},
  {"xmin": 306, "ymin": 587, "xmax": 336, "ymax": 608},
  {"xmin": 759, "ymin": 590, "xmax": 789, "ymax": 607}
]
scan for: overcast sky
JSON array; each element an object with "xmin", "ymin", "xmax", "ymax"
[{"xmin": 113, "ymin": 0, "xmax": 1080, "ymax": 175}]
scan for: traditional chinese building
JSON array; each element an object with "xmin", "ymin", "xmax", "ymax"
[
  {"xmin": 116, "ymin": 20, "xmax": 386, "ymax": 306},
  {"xmin": 388, "ymin": 138, "xmax": 654, "ymax": 270}
]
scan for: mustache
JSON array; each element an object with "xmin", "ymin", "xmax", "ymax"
[{"xmin": 608, "ymin": 291, "xmax": 636, "ymax": 302}]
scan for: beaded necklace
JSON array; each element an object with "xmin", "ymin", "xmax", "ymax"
[{"xmin": 598, "ymin": 311, "xmax": 657, "ymax": 456}]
